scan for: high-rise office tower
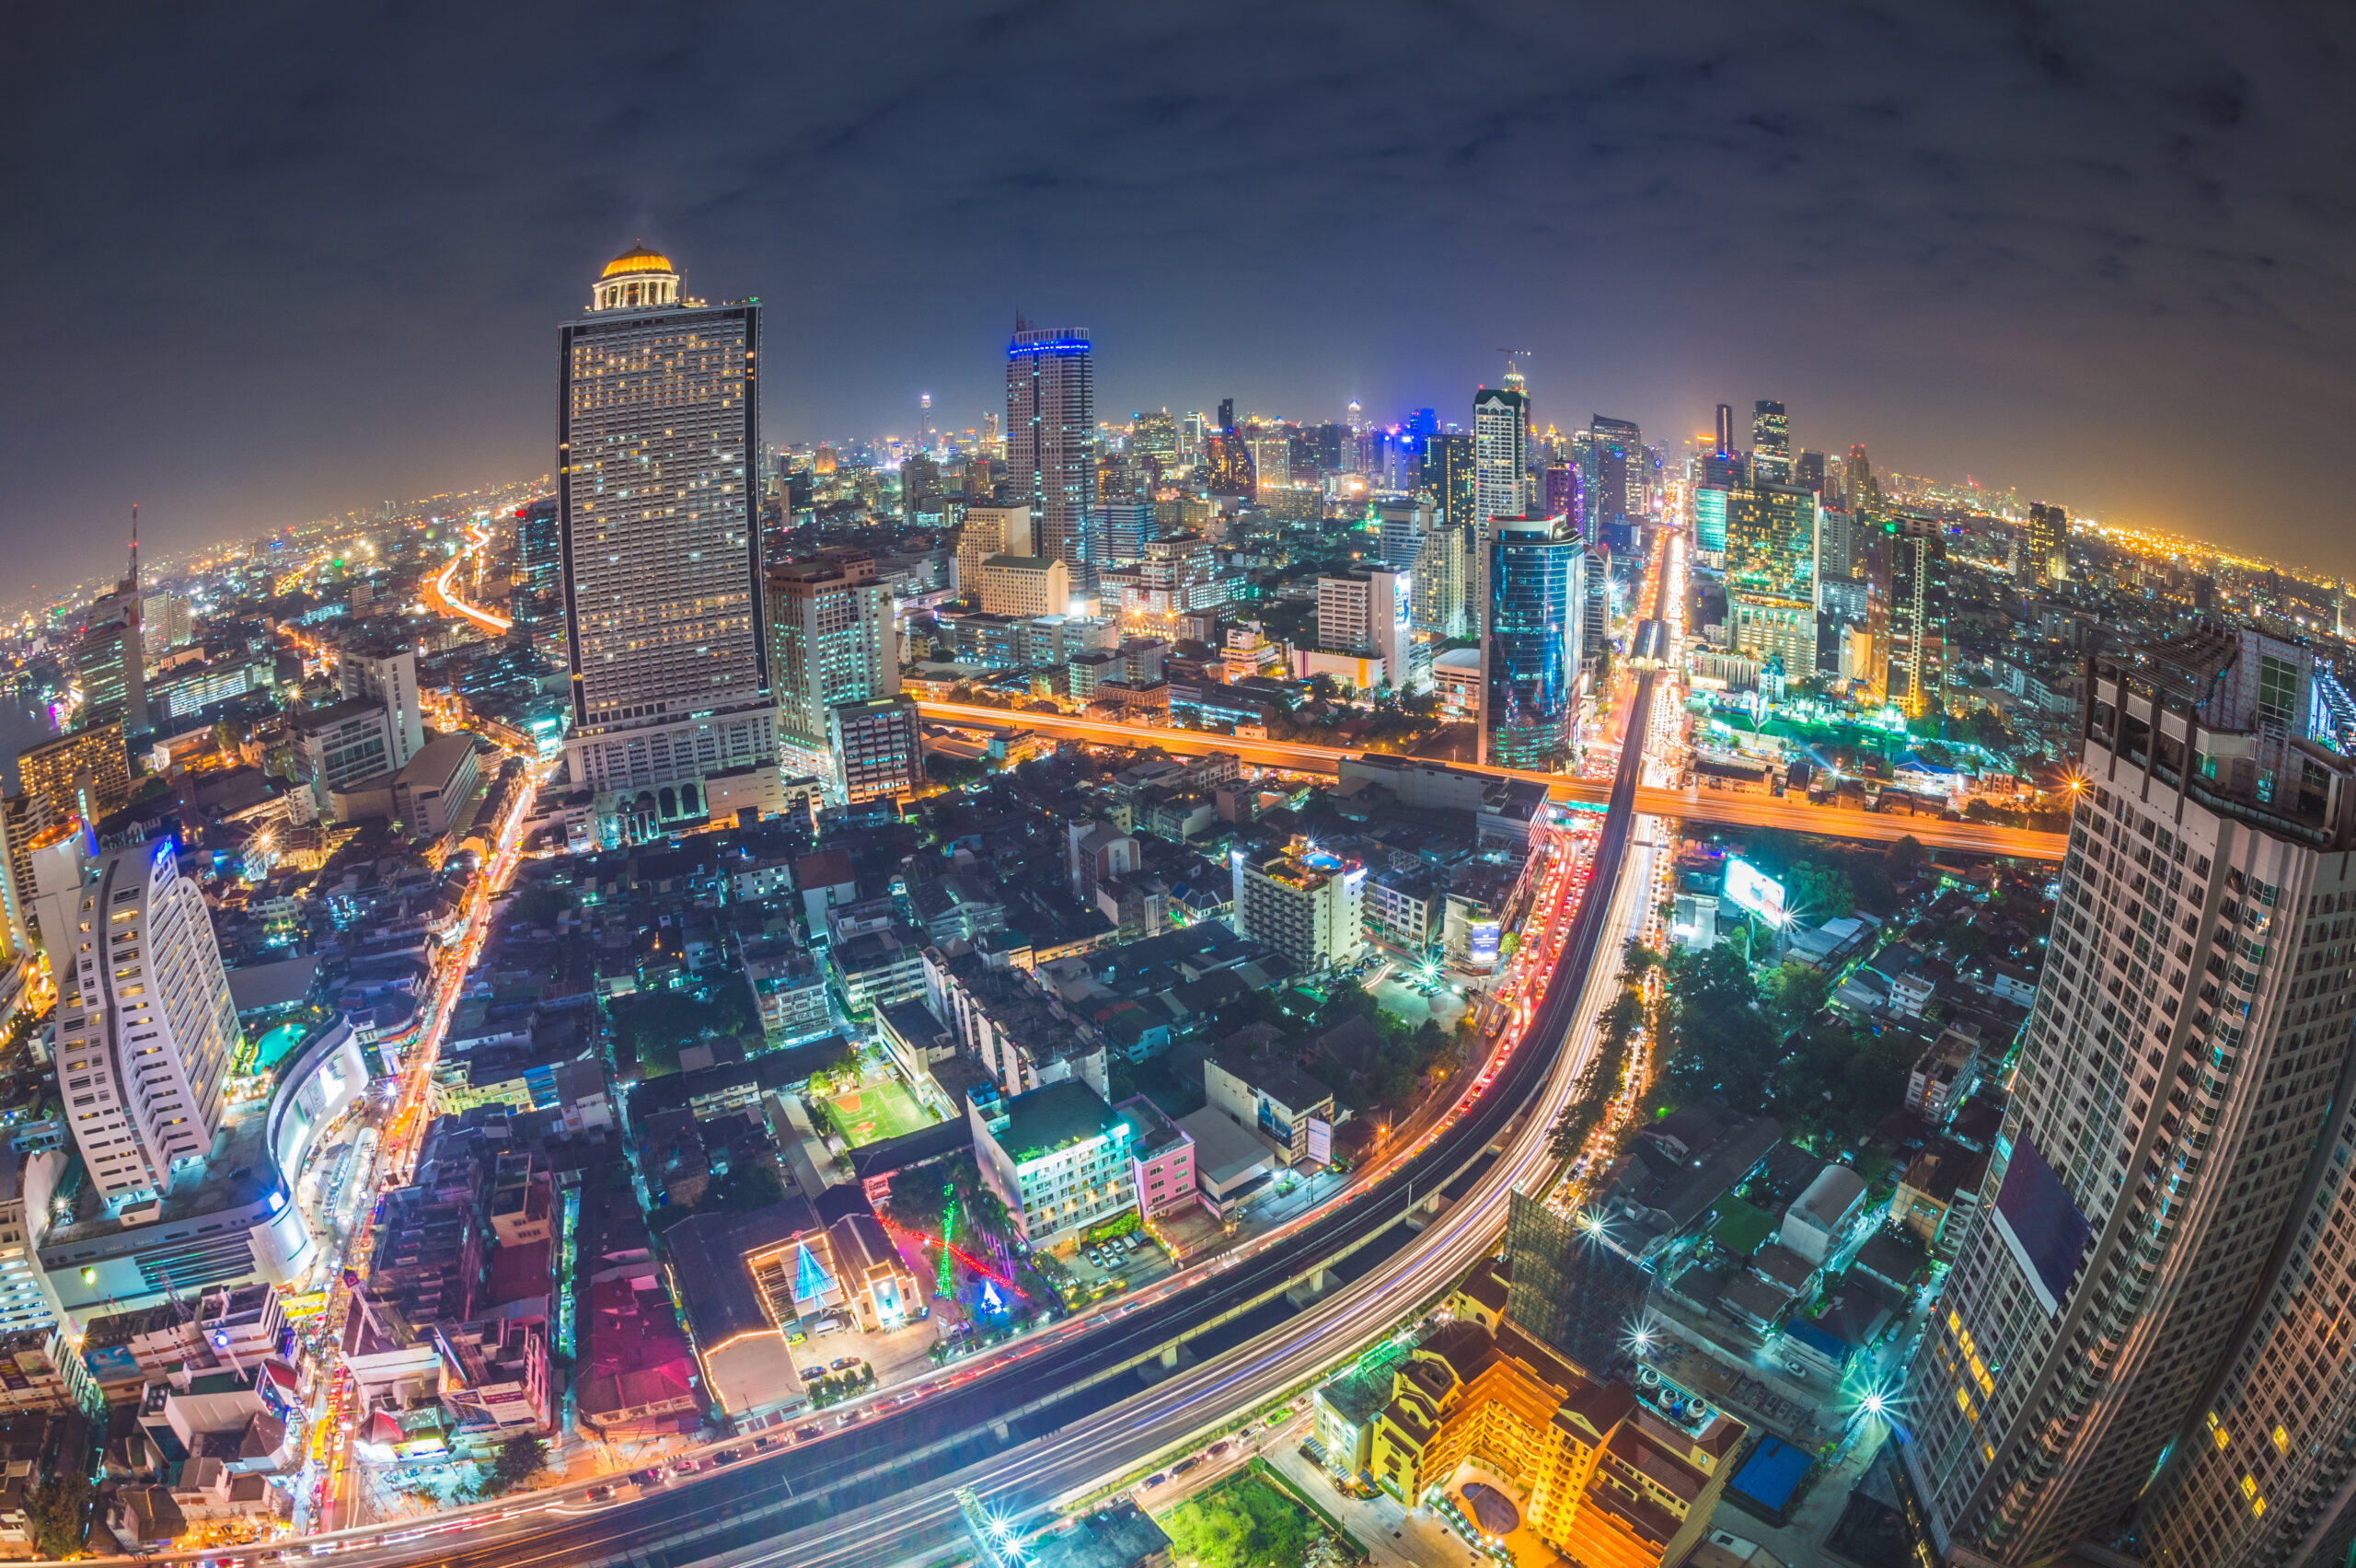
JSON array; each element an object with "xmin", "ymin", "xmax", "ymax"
[
  {"xmin": 1846, "ymin": 444, "xmax": 1881, "ymax": 516},
  {"xmin": 337, "ymin": 644, "xmax": 425, "ymax": 774},
  {"xmin": 1725, "ymin": 485, "xmax": 1819, "ymax": 675},
  {"xmin": 1543, "ymin": 466, "xmax": 1586, "ymax": 536},
  {"xmin": 1422, "ymin": 432, "xmax": 1478, "ymax": 531},
  {"xmin": 1792, "ymin": 449, "xmax": 1825, "ymax": 493},
  {"xmin": 918, "ymin": 390, "xmax": 934, "ymax": 451},
  {"xmin": 1481, "ymin": 517, "xmax": 1584, "ymax": 770},
  {"xmin": 1249, "ymin": 435, "xmax": 1290, "ymax": 492},
  {"xmin": 1589, "ymin": 416, "xmax": 1645, "ymax": 537},
  {"xmin": 1205, "ymin": 398, "xmax": 1254, "ymax": 498},
  {"xmin": 514, "ymin": 498, "xmax": 562, "ymax": 630},
  {"xmin": 1371, "ymin": 498, "xmax": 1422, "ymax": 572},
  {"xmin": 75, "ymin": 572, "xmax": 148, "ymax": 739},
  {"xmin": 1692, "ymin": 487, "xmax": 1730, "ymax": 559},
  {"xmin": 1317, "ymin": 570, "xmax": 1419, "ymax": 692},
  {"xmin": 34, "ymin": 834, "xmax": 236, "ymax": 1211},
  {"xmin": 1133, "ymin": 410, "xmax": 1179, "ymax": 470},
  {"xmin": 1867, "ymin": 517, "xmax": 1946, "ymax": 718},
  {"xmin": 138, "ymin": 591, "xmax": 191, "ymax": 655},
  {"xmin": 826, "ymin": 695, "xmax": 919, "ymax": 807},
  {"xmin": 1750, "ymin": 400, "xmax": 1790, "ymax": 485},
  {"xmin": 982, "ymin": 411, "xmax": 1002, "ymax": 457},
  {"xmin": 1580, "ymin": 546, "xmax": 1611, "ymax": 674},
  {"xmin": 767, "ymin": 550, "xmax": 898, "ymax": 791},
  {"xmin": 1007, "ymin": 324, "xmax": 1095, "ymax": 571},
  {"xmin": 1901, "ymin": 626, "xmax": 2356, "ymax": 1567},
  {"xmin": 955, "ymin": 503, "xmax": 1034, "ymax": 593},
  {"xmin": 1473, "ymin": 386, "xmax": 1531, "ymax": 529},
  {"xmin": 1715, "ymin": 403, "xmax": 1735, "ymax": 456},
  {"xmin": 2023, "ymin": 502, "xmax": 2067, "ymax": 584},
  {"xmin": 559, "ymin": 246, "xmax": 774, "ymax": 843}
]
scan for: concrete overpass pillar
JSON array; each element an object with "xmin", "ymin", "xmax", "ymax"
[{"xmin": 1160, "ymin": 1343, "xmax": 1182, "ymax": 1368}]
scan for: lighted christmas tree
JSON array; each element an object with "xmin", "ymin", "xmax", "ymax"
[{"xmin": 937, "ymin": 1182, "xmax": 958, "ymax": 1298}]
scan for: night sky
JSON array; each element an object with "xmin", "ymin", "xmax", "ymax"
[{"xmin": 9, "ymin": 1, "xmax": 2355, "ymax": 586}]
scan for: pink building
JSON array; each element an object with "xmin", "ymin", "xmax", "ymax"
[{"xmin": 1118, "ymin": 1095, "xmax": 1195, "ymax": 1218}]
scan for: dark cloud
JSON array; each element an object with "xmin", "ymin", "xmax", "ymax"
[{"xmin": 5, "ymin": 0, "xmax": 2355, "ymax": 583}]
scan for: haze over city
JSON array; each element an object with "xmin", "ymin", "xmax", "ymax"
[{"xmin": 11, "ymin": 0, "xmax": 2356, "ymax": 584}]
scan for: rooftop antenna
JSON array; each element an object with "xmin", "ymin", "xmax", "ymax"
[{"xmin": 130, "ymin": 503, "xmax": 140, "ymax": 593}]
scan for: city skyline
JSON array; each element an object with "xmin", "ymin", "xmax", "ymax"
[{"xmin": 10, "ymin": 3, "xmax": 2356, "ymax": 586}]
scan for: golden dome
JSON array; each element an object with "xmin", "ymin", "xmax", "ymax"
[{"xmin": 599, "ymin": 244, "xmax": 676, "ymax": 280}]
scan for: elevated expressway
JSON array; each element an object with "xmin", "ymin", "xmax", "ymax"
[
  {"xmin": 916, "ymin": 700, "xmax": 2067, "ymax": 861},
  {"xmin": 88, "ymin": 601, "xmax": 1665, "ymax": 1568}
]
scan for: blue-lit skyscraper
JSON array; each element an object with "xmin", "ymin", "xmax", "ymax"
[
  {"xmin": 1007, "ymin": 323, "xmax": 1096, "ymax": 572},
  {"xmin": 1481, "ymin": 517, "xmax": 1584, "ymax": 770},
  {"xmin": 1692, "ymin": 486, "xmax": 1728, "ymax": 557}
]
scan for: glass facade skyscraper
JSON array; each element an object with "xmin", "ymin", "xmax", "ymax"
[{"xmin": 1481, "ymin": 517, "xmax": 1583, "ymax": 771}]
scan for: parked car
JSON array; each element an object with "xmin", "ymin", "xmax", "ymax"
[
  {"xmin": 830, "ymin": 1355, "xmax": 863, "ymax": 1371},
  {"xmin": 798, "ymin": 1366, "xmax": 826, "ymax": 1381}
]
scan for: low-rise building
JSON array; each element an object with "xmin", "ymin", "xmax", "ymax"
[
  {"xmin": 1366, "ymin": 1309, "xmax": 1743, "ymax": 1567},
  {"xmin": 1778, "ymin": 1164, "xmax": 1869, "ymax": 1265},
  {"xmin": 1904, "ymin": 1022, "xmax": 1982, "ymax": 1123},
  {"xmin": 969, "ymin": 1083, "xmax": 1138, "ymax": 1248},
  {"xmin": 1116, "ymin": 1096, "xmax": 1195, "ymax": 1220},
  {"xmin": 1205, "ymin": 1053, "xmax": 1335, "ymax": 1167}
]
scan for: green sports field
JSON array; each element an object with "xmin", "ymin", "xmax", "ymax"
[{"xmin": 830, "ymin": 1078, "xmax": 934, "ymax": 1147}]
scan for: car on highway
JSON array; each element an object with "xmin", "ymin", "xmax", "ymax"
[
  {"xmin": 714, "ymin": 1448, "xmax": 744, "ymax": 1465},
  {"xmin": 631, "ymin": 1469, "xmax": 664, "ymax": 1486},
  {"xmin": 1143, "ymin": 1473, "xmax": 1167, "ymax": 1488},
  {"xmin": 583, "ymin": 1485, "xmax": 614, "ymax": 1502},
  {"xmin": 1172, "ymin": 1456, "xmax": 1202, "ymax": 1474},
  {"xmin": 793, "ymin": 1424, "xmax": 823, "ymax": 1442},
  {"xmin": 837, "ymin": 1409, "xmax": 867, "ymax": 1427}
]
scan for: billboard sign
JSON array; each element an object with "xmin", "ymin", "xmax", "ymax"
[
  {"xmin": 1307, "ymin": 1117, "xmax": 1333, "ymax": 1165},
  {"xmin": 1469, "ymin": 920, "xmax": 1502, "ymax": 969},
  {"xmin": 1723, "ymin": 858, "xmax": 1788, "ymax": 927}
]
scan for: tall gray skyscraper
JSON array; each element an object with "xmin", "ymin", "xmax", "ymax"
[
  {"xmin": 559, "ymin": 246, "xmax": 775, "ymax": 845},
  {"xmin": 1901, "ymin": 626, "xmax": 2356, "ymax": 1566},
  {"xmin": 1006, "ymin": 324, "xmax": 1095, "ymax": 573}
]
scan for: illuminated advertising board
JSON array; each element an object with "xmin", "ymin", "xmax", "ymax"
[
  {"xmin": 1723, "ymin": 858, "xmax": 1788, "ymax": 926},
  {"xmin": 1469, "ymin": 921, "xmax": 1502, "ymax": 969}
]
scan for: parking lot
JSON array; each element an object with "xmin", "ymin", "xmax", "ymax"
[{"xmin": 1045, "ymin": 1228, "xmax": 1177, "ymax": 1303}]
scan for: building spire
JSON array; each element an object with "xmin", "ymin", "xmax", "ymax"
[{"xmin": 129, "ymin": 503, "xmax": 139, "ymax": 594}]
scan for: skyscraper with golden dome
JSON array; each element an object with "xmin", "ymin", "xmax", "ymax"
[{"xmin": 559, "ymin": 245, "xmax": 778, "ymax": 844}]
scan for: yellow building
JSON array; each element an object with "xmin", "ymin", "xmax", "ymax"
[{"xmin": 1366, "ymin": 1268, "xmax": 1744, "ymax": 1568}]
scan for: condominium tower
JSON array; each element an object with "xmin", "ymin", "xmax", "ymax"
[
  {"xmin": 559, "ymin": 246, "xmax": 775, "ymax": 843},
  {"xmin": 1006, "ymin": 325, "xmax": 1096, "ymax": 573},
  {"xmin": 1901, "ymin": 626, "xmax": 2356, "ymax": 1567},
  {"xmin": 34, "ymin": 835, "xmax": 237, "ymax": 1212},
  {"xmin": 1472, "ymin": 380, "xmax": 1531, "ymax": 529},
  {"xmin": 766, "ymin": 549, "xmax": 898, "ymax": 791}
]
